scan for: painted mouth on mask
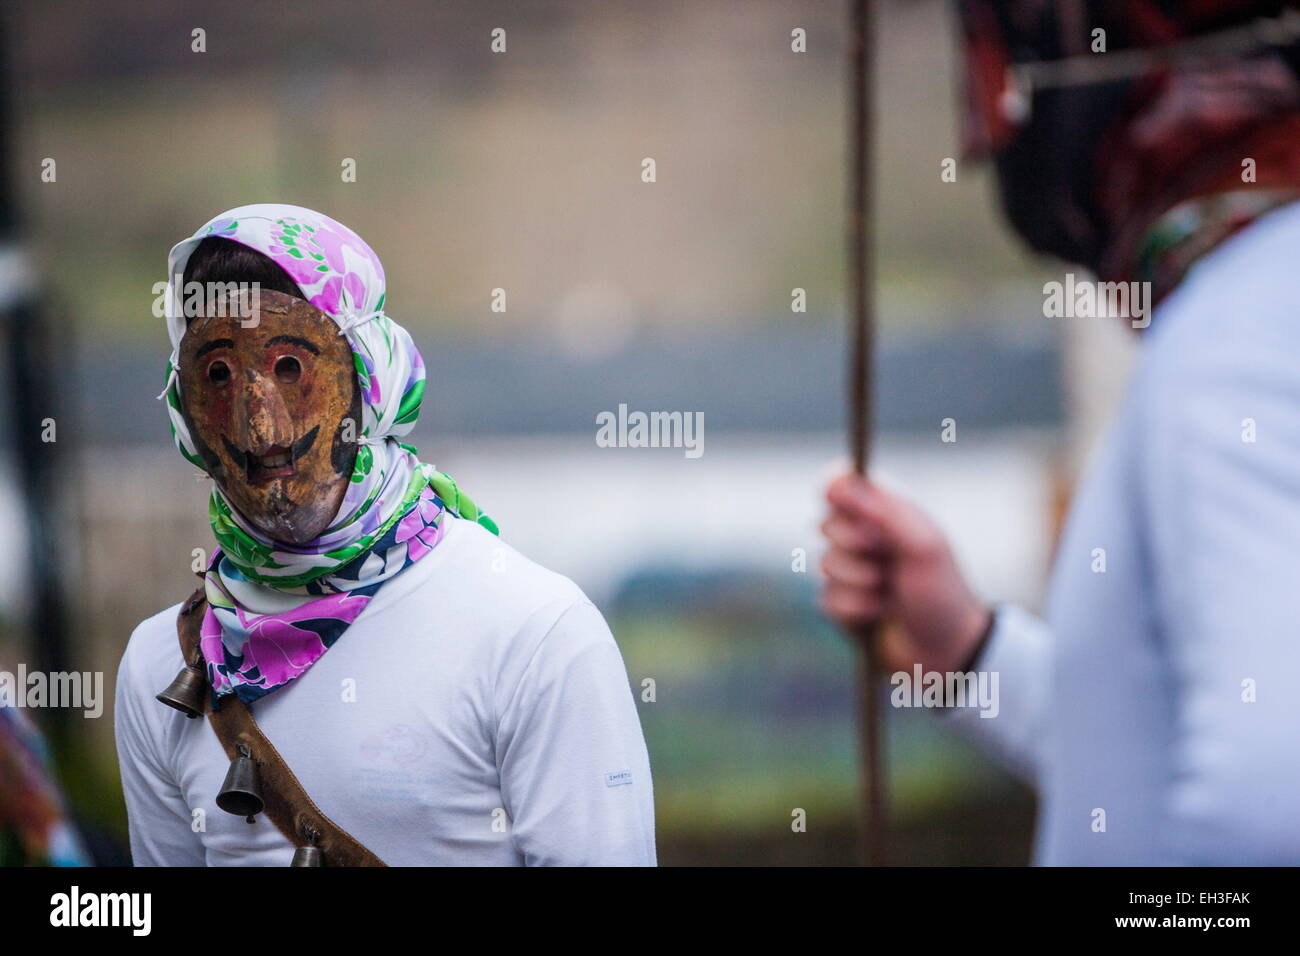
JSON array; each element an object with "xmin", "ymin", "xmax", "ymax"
[{"xmin": 222, "ymin": 427, "xmax": 320, "ymax": 485}]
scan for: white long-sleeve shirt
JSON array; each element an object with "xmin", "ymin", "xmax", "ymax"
[
  {"xmin": 115, "ymin": 517, "xmax": 656, "ymax": 866},
  {"xmin": 948, "ymin": 200, "xmax": 1300, "ymax": 865}
]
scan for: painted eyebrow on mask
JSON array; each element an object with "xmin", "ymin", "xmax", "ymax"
[
  {"xmin": 265, "ymin": 335, "xmax": 321, "ymax": 355},
  {"xmin": 194, "ymin": 338, "xmax": 236, "ymax": 360}
]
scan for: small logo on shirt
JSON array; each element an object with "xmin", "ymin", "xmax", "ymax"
[{"xmin": 605, "ymin": 770, "xmax": 633, "ymax": 788}]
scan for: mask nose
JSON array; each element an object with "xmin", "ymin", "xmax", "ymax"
[{"xmin": 233, "ymin": 369, "xmax": 295, "ymax": 455}]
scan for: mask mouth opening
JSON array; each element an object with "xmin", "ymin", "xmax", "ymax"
[
  {"xmin": 222, "ymin": 426, "xmax": 319, "ymax": 486},
  {"xmin": 247, "ymin": 446, "xmax": 295, "ymax": 484}
]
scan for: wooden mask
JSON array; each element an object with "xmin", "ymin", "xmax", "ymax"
[{"xmin": 177, "ymin": 290, "xmax": 361, "ymax": 544}]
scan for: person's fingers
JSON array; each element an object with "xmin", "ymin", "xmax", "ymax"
[
  {"xmin": 820, "ymin": 547, "xmax": 884, "ymax": 589},
  {"xmin": 820, "ymin": 514, "xmax": 885, "ymax": 554},
  {"xmin": 820, "ymin": 581, "xmax": 885, "ymax": 625},
  {"xmin": 826, "ymin": 474, "xmax": 944, "ymax": 560},
  {"xmin": 825, "ymin": 471, "xmax": 867, "ymax": 504},
  {"xmin": 825, "ymin": 475, "xmax": 883, "ymax": 538}
]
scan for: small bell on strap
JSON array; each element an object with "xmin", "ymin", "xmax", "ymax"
[
  {"xmin": 290, "ymin": 826, "xmax": 324, "ymax": 867},
  {"xmin": 155, "ymin": 654, "xmax": 207, "ymax": 719},
  {"xmin": 216, "ymin": 744, "xmax": 264, "ymax": 819}
]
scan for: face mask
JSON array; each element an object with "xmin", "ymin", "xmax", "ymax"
[{"xmin": 177, "ymin": 291, "xmax": 361, "ymax": 543}]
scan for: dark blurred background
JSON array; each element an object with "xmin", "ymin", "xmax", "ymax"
[{"xmin": 0, "ymin": 0, "xmax": 1140, "ymax": 864}]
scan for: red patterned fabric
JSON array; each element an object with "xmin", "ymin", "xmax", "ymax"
[{"xmin": 955, "ymin": 1, "xmax": 1300, "ymax": 284}]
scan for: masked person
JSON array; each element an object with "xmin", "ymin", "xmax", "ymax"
[
  {"xmin": 822, "ymin": 3, "xmax": 1300, "ymax": 864},
  {"xmin": 114, "ymin": 204, "xmax": 655, "ymax": 866}
]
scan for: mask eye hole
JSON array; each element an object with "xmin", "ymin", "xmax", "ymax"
[
  {"xmin": 275, "ymin": 355, "xmax": 302, "ymax": 384},
  {"xmin": 207, "ymin": 359, "xmax": 231, "ymax": 385}
]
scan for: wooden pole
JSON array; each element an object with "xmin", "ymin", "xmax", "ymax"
[{"xmin": 847, "ymin": 0, "xmax": 886, "ymax": 866}]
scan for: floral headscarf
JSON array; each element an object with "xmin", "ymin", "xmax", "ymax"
[{"xmin": 161, "ymin": 204, "xmax": 497, "ymax": 702}]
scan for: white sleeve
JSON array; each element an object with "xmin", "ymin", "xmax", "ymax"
[
  {"xmin": 495, "ymin": 601, "xmax": 656, "ymax": 866},
  {"xmin": 940, "ymin": 603, "xmax": 1051, "ymax": 784},
  {"xmin": 114, "ymin": 634, "xmax": 208, "ymax": 867},
  {"xmin": 1136, "ymin": 330, "xmax": 1300, "ymax": 861}
]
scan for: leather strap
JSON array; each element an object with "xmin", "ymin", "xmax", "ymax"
[{"xmin": 176, "ymin": 588, "xmax": 386, "ymax": 867}]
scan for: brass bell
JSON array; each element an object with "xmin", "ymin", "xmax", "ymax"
[
  {"xmin": 291, "ymin": 825, "xmax": 323, "ymax": 867},
  {"xmin": 156, "ymin": 662, "xmax": 207, "ymax": 719},
  {"xmin": 216, "ymin": 744, "xmax": 264, "ymax": 818},
  {"xmin": 290, "ymin": 845, "xmax": 324, "ymax": 867}
]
